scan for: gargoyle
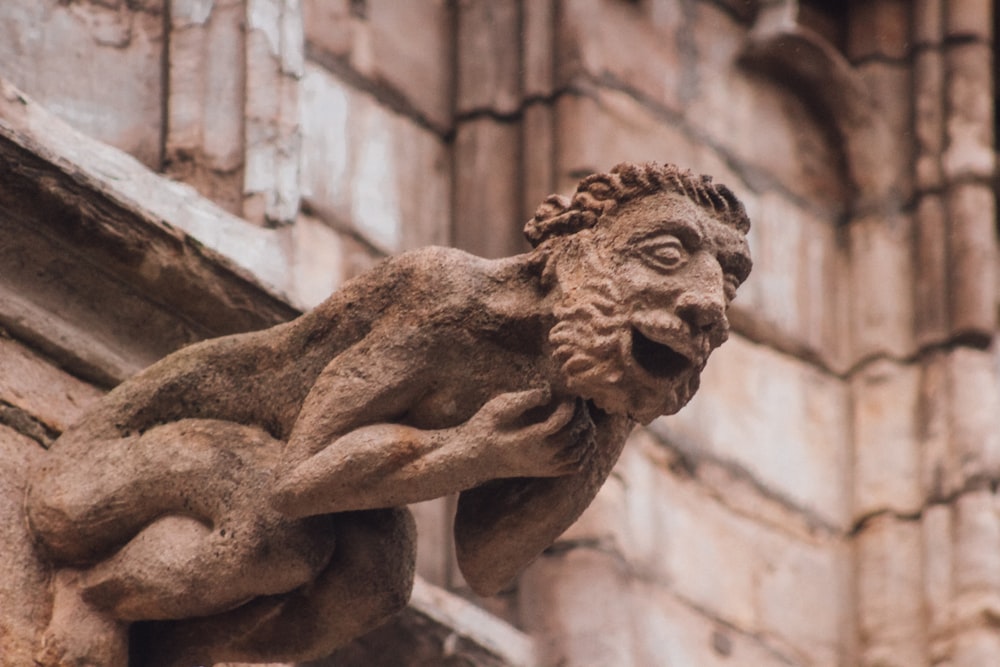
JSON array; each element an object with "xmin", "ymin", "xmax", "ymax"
[{"xmin": 25, "ymin": 162, "xmax": 752, "ymax": 666}]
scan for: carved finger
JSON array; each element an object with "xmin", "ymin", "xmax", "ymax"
[
  {"xmin": 526, "ymin": 399, "xmax": 576, "ymax": 440},
  {"xmin": 486, "ymin": 386, "xmax": 552, "ymax": 426}
]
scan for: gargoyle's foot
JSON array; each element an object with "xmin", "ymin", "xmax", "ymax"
[
  {"xmin": 35, "ymin": 570, "xmax": 128, "ymax": 667},
  {"xmin": 135, "ymin": 508, "xmax": 417, "ymax": 667}
]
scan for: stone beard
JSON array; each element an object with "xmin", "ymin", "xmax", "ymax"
[{"xmin": 548, "ymin": 248, "xmax": 706, "ymax": 425}]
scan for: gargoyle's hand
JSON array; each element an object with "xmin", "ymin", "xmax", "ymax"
[{"xmin": 469, "ymin": 387, "xmax": 596, "ymax": 478}]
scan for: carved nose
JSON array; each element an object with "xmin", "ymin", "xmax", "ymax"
[{"xmin": 677, "ymin": 294, "xmax": 728, "ymax": 337}]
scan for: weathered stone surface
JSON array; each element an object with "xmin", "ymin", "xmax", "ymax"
[
  {"xmin": 165, "ymin": 0, "xmax": 247, "ymax": 214},
  {"xmin": 953, "ymin": 490, "xmax": 1000, "ymax": 596},
  {"xmin": 848, "ymin": 211, "xmax": 916, "ymax": 361},
  {"xmin": 0, "ymin": 79, "xmax": 301, "ymax": 387},
  {"xmin": 324, "ymin": 577, "xmax": 537, "ymax": 667},
  {"xmin": 689, "ymin": 3, "xmax": 851, "ymax": 216},
  {"xmin": 453, "ymin": 119, "xmax": 524, "ymax": 258},
  {"xmin": 0, "ymin": 337, "xmax": 104, "ymax": 435},
  {"xmin": 943, "ymin": 43, "xmax": 995, "ymax": 181},
  {"xmin": 946, "ymin": 183, "xmax": 998, "ymax": 342},
  {"xmin": 845, "ymin": 0, "xmax": 910, "ymax": 61},
  {"xmin": 913, "ymin": 194, "xmax": 949, "ymax": 345},
  {"xmin": 299, "ymin": 64, "xmax": 451, "ymax": 253},
  {"xmin": 852, "ymin": 359, "xmax": 923, "ymax": 519},
  {"xmin": 914, "ymin": 0, "xmax": 944, "ymax": 44},
  {"xmin": 947, "ymin": 347, "xmax": 1000, "ymax": 486},
  {"xmin": 913, "ymin": 49, "xmax": 945, "ymax": 191},
  {"xmin": 522, "ymin": 546, "xmax": 816, "ymax": 667},
  {"xmin": 244, "ymin": 0, "xmax": 304, "ymax": 226},
  {"xmin": 288, "ymin": 213, "xmax": 380, "ymax": 309},
  {"xmin": 855, "ymin": 516, "xmax": 926, "ymax": 667},
  {"xmin": 456, "ymin": 0, "xmax": 521, "ymax": 115},
  {"xmin": 303, "ymin": 0, "xmax": 453, "ymax": 131},
  {"xmin": 922, "ymin": 504, "xmax": 953, "ymax": 636},
  {"xmin": 521, "ymin": 103, "xmax": 556, "ymax": 223},
  {"xmin": 734, "ymin": 192, "xmax": 850, "ymax": 371},
  {"xmin": 944, "ymin": 0, "xmax": 993, "ymax": 39},
  {"xmin": 653, "ymin": 334, "xmax": 851, "ymax": 529},
  {"xmin": 18, "ymin": 163, "xmax": 751, "ymax": 665},
  {"xmin": 556, "ymin": 0, "xmax": 684, "ymax": 114},
  {"xmin": 616, "ymin": 435, "xmax": 846, "ymax": 664},
  {"xmin": 0, "ymin": 0, "xmax": 165, "ymax": 168},
  {"xmin": 522, "ymin": 0, "xmax": 555, "ymax": 98}
]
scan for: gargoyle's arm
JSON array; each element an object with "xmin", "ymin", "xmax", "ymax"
[
  {"xmin": 273, "ymin": 388, "xmax": 583, "ymax": 518},
  {"xmin": 453, "ymin": 413, "xmax": 633, "ymax": 597}
]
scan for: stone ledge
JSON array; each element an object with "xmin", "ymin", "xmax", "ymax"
[
  {"xmin": 0, "ymin": 78, "xmax": 301, "ymax": 386},
  {"xmin": 316, "ymin": 577, "xmax": 537, "ymax": 667}
]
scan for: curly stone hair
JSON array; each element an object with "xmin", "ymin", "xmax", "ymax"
[{"xmin": 523, "ymin": 162, "xmax": 750, "ymax": 247}]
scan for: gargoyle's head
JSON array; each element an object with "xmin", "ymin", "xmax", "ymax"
[{"xmin": 527, "ymin": 162, "xmax": 752, "ymax": 424}]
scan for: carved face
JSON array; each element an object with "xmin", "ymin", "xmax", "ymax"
[{"xmin": 549, "ymin": 191, "xmax": 751, "ymax": 423}]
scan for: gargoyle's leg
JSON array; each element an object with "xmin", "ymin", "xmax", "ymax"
[
  {"xmin": 75, "ymin": 511, "xmax": 336, "ymax": 622},
  {"xmin": 134, "ymin": 507, "xmax": 416, "ymax": 667}
]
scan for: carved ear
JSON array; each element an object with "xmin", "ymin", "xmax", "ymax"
[{"xmin": 452, "ymin": 428, "xmax": 628, "ymax": 596}]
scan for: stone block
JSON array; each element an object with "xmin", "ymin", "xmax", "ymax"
[
  {"xmin": 305, "ymin": 0, "xmax": 453, "ymax": 130},
  {"xmin": 946, "ymin": 183, "xmax": 998, "ymax": 341},
  {"xmin": 456, "ymin": 0, "xmax": 521, "ymax": 115},
  {"xmin": 856, "ymin": 516, "xmax": 925, "ymax": 667},
  {"xmin": 301, "ymin": 0, "xmax": 351, "ymax": 58},
  {"xmin": 595, "ymin": 435, "xmax": 847, "ymax": 664},
  {"xmin": 299, "ymin": 64, "xmax": 451, "ymax": 253},
  {"xmin": 945, "ymin": 0, "xmax": 993, "ymax": 40},
  {"xmin": 852, "ymin": 359, "xmax": 923, "ymax": 519},
  {"xmin": 556, "ymin": 0, "xmax": 684, "ymax": 114},
  {"xmin": 913, "ymin": 194, "xmax": 950, "ymax": 345},
  {"xmin": 522, "ymin": 0, "xmax": 555, "ymax": 98},
  {"xmin": 913, "ymin": 0, "xmax": 944, "ymax": 45},
  {"xmin": 922, "ymin": 504, "xmax": 953, "ymax": 635},
  {"xmin": 287, "ymin": 213, "xmax": 379, "ymax": 308},
  {"xmin": 845, "ymin": 0, "xmax": 911, "ymax": 61},
  {"xmin": 520, "ymin": 548, "xmax": 637, "ymax": 666},
  {"xmin": 521, "ymin": 103, "xmax": 556, "ymax": 223},
  {"xmin": 0, "ymin": 337, "xmax": 104, "ymax": 434},
  {"xmin": 951, "ymin": 629, "xmax": 1000, "ymax": 667},
  {"xmin": 913, "ymin": 50, "xmax": 944, "ymax": 191},
  {"xmin": 653, "ymin": 334, "xmax": 851, "ymax": 529},
  {"xmin": 629, "ymin": 585, "xmax": 803, "ymax": 667},
  {"xmin": 734, "ymin": 192, "xmax": 850, "ymax": 371},
  {"xmin": 453, "ymin": 119, "xmax": 525, "ymax": 258},
  {"xmin": 953, "ymin": 490, "xmax": 1000, "ymax": 596},
  {"xmin": 166, "ymin": 0, "xmax": 246, "ymax": 214},
  {"xmin": 0, "ymin": 0, "xmax": 165, "ymax": 168},
  {"xmin": 244, "ymin": 0, "xmax": 303, "ymax": 225},
  {"xmin": 360, "ymin": 0, "xmax": 453, "ymax": 129},
  {"xmin": 853, "ymin": 62, "xmax": 914, "ymax": 202},
  {"xmin": 848, "ymin": 211, "xmax": 916, "ymax": 361},
  {"xmin": 943, "ymin": 43, "xmax": 995, "ymax": 181},
  {"xmin": 947, "ymin": 347, "xmax": 1000, "ymax": 484},
  {"xmin": 920, "ymin": 352, "xmax": 959, "ymax": 499}
]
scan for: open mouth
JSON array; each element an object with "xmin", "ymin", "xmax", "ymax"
[{"xmin": 630, "ymin": 327, "xmax": 693, "ymax": 378}]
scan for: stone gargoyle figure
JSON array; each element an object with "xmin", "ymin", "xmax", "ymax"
[{"xmin": 24, "ymin": 162, "xmax": 751, "ymax": 667}]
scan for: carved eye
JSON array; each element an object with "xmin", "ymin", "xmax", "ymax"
[{"xmin": 641, "ymin": 235, "xmax": 688, "ymax": 271}]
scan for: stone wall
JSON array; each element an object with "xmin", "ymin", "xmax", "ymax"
[{"xmin": 2, "ymin": 0, "xmax": 999, "ymax": 665}]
